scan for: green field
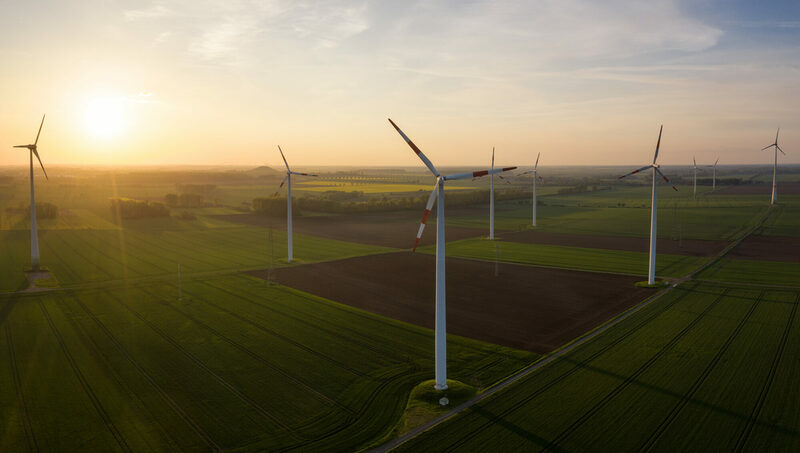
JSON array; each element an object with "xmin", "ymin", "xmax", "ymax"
[
  {"xmin": 394, "ymin": 282, "xmax": 800, "ymax": 451},
  {"xmin": 0, "ymin": 223, "xmax": 393, "ymax": 292},
  {"xmin": 446, "ymin": 200, "xmax": 767, "ymax": 241},
  {"xmin": 698, "ymin": 259, "xmax": 800, "ymax": 287},
  {"xmin": 422, "ymin": 238, "xmax": 708, "ymax": 278},
  {"xmin": 0, "ymin": 274, "xmax": 538, "ymax": 452}
]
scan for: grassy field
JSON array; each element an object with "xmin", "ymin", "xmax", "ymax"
[
  {"xmin": 0, "ymin": 274, "xmax": 538, "ymax": 452},
  {"xmin": 394, "ymin": 281, "xmax": 800, "ymax": 451},
  {"xmin": 697, "ymin": 259, "xmax": 800, "ymax": 287},
  {"xmin": 423, "ymin": 238, "xmax": 708, "ymax": 277},
  {"xmin": 0, "ymin": 222, "xmax": 393, "ymax": 292},
  {"xmin": 759, "ymin": 200, "xmax": 800, "ymax": 237},
  {"xmin": 445, "ymin": 200, "xmax": 767, "ymax": 241}
]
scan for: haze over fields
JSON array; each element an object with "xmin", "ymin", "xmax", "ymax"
[{"xmin": 1, "ymin": 0, "xmax": 799, "ymax": 167}]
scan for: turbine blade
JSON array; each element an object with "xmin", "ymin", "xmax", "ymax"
[
  {"xmin": 761, "ymin": 144, "xmax": 774, "ymax": 151},
  {"xmin": 34, "ymin": 114, "xmax": 45, "ymax": 146},
  {"xmin": 656, "ymin": 168, "xmax": 678, "ymax": 191},
  {"xmin": 277, "ymin": 145, "xmax": 290, "ymax": 171},
  {"xmin": 13, "ymin": 145, "xmax": 28, "ymax": 148},
  {"xmin": 444, "ymin": 166, "xmax": 517, "ymax": 181},
  {"xmin": 32, "ymin": 148, "xmax": 48, "ymax": 180},
  {"xmin": 497, "ymin": 174, "xmax": 511, "ymax": 184},
  {"xmin": 272, "ymin": 175, "xmax": 288, "ymax": 196},
  {"xmin": 693, "ymin": 156, "xmax": 696, "ymax": 167},
  {"xmin": 535, "ymin": 152, "xmax": 540, "ymax": 170},
  {"xmin": 413, "ymin": 184, "xmax": 439, "ymax": 251},
  {"xmin": 775, "ymin": 127, "xmax": 780, "ymax": 144},
  {"xmin": 653, "ymin": 125, "xmax": 663, "ymax": 164},
  {"xmin": 618, "ymin": 165, "xmax": 652, "ymax": 179},
  {"xmin": 292, "ymin": 172, "xmax": 319, "ymax": 177},
  {"xmin": 714, "ymin": 157, "xmax": 719, "ymax": 166},
  {"xmin": 517, "ymin": 170, "xmax": 534, "ymax": 176},
  {"xmin": 491, "ymin": 147, "xmax": 495, "ymax": 168},
  {"xmin": 388, "ymin": 118, "xmax": 439, "ymax": 177},
  {"xmin": 777, "ymin": 145, "xmax": 785, "ymax": 155}
]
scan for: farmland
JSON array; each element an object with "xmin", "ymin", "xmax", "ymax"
[
  {"xmin": 393, "ymin": 282, "xmax": 800, "ymax": 452},
  {"xmin": 0, "ymin": 165, "xmax": 798, "ymax": 451},
  {"xmin": 0, "ymin": 274, "xmax": 537, "ymax": 452}
]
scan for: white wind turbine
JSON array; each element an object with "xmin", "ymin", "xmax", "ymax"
[
  {"xmin": 761, "ymin": 128, "xmax": 785, "ymax": 205},
  {"xmin": 692, "ymin": 156, "xmax": 698, "ymax": 198},
  {"xmin": 389, "ymin": 118, "xmax": 516, "ymax": 390},
  {"xmin": 273, "ymin": 146, "xmax": 317, "ymax": 263},
  {"xmin": 706, "ymin": 157, "xmax": 719, "ymax": 191},
  {"xmin": 517, "ymin": 153, "xmax": 542, "ymax": 226},
  {"xmin": 489, "ymin": 147, "xmax": 495, "ymax": 240},
  {"xmin": 14, "ymin": 115, "xmax": 48, "ymax": 271},
  {"xmin": 618, "ymin": 125, "xmax": 677, "ymax": 285}
]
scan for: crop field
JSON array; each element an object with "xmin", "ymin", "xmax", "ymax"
[
  {"xmin": 0, "ymin": 224, "xmax": 393, "ymax": 292},
  {"xmin": 697, "ymin": 259, "xmax": 800, "ymax": 287},
  {"xmin": 498, "ymin": 230, "xmax": 727, "ymax": 256},
  {"xmin": 446, "ymin": 201, "xmax": 767, "ymax": 241},
  {"xmin": 427, "ymin": 238, "xmax": 708, "ymax": 277},
  {"xmin": 266, "ymin": 252, "xmax": 653, "ymax": 353},
  {"xmin": 213, "ymin": 211, "xmax": 488, "ymax": 249},
  {"xmin": 394, "ymin": 282, "xmax": 800, "ymax": 452},
  {"xmin": 758, "ymin": 200, "xmax": 800, "ymax": 237},
  {"xmin": 0, "ymin": 274, "xmax": 537, "ymax": 452}
]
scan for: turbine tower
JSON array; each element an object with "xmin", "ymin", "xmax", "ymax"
[
  {"xmin": 389, "ymin": 118, "xmax": 515, "ymax": 390},
  {"xmin": 489, "ymin": 147, "xmax": 495, "ymax": 240},
  {"xmin": 619, "ymin": 125, "xmax": 677, "ymax": 285},
  {"xmin": 273, "ymin": 146, "xmax": 317, "ymax": 262},
  {"xmin": 706, "ymin": 158, "xmax": 719, "ymax": 191},
  {"xmin": 692, "ymin": 156, "xmax": 698, "ymax": 198},
  {"xmin": 14, "ymin": 115, "xmax": 48, "ymax": 271},
  {"xmin": 518, "ymin": 153, "xmax": 542, "ymax": 226},
  {"xmin": 761, "ymin": 129, "xmax": 785, "ymax": 205}
]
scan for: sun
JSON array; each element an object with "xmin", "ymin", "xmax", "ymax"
[{"xmin": 83, "ymin": 98, "xmax": 126, "ymax": 139}]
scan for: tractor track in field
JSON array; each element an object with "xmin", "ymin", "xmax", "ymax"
[
  {"xmin": 138, "ymin": 285, "xmax": 354, "ymax": 416},
  {"xmin": 5, "ymin": 324, "xmax": 39, "ymax": 453},
  {"xmin": 198, "ymin": 279, "xmax": 418, "ymax": 376},
  {"xmin": 186, "ymin": 281, "xmax": 375, "ymax": 379},
  {"xmin": 380, "ymin": 206, "xmax": 777, "ymax": 452},
  {"xmin": 109, "ymin": 292, "xmax": 304, "ymax": 440},
  {"xmin": 70, "ymin": 294, "xmax": 222, "ymax": 452},
  {"xmin": 51, "ymin": 292, "xmax": 200, "ymax": 453},
  {"xmin": 733, "ymin": 292, "xmax": 800, "ymax": 452},
  {"xmin": 38, "ymin": 301, "xmax": 133, "ymax": 453},
  {"xmin": 639, "ymin": 290, "xmax": 765, "ymax": 451},
  {"xmin": 541, "ymin": 288, "xmax": 733, "ymax": 451},
  {"xmin": 425, "ymin": 286, "xmax": 692, "ymax": 453}
]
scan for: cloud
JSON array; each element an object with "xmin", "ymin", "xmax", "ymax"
[{"xmin": 124, "ymin": 4, "xmax": 173, "ymax": 21}]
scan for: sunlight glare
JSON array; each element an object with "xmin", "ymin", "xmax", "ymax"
[{"xmin": 83, "ymin": 98, "xmax": 126, "ymax": 139}]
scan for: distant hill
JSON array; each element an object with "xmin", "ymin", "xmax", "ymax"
[{"xmin": 246, "ymin": 166, "xmax": 281, "ymax": 177}]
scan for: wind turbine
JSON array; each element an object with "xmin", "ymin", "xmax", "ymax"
[
  {"xmin": 618, "ymin": 125, "xmax": 677, "ymax": 285},
  {"xmin": 761, "ymin": 128, "xmax": 785, "ymax": 205},
  {"xmin": 273, "ymin": 146, "xmax": 317, "ymax": 263},
  {"xmin": 706, "ymin": 157, "xmax": 719, "ymax": 191},
  {"xmin": 517, "ymin": 153, "xmax": 542, "ymax": 226},
  {"xmin": 14, "ymin": 115, "xmax": 48, "ymax": 271},
  {"xmin": 489, "ymin": 147, "xmax": 495, "ymax": 239},
  {"xmin": 692, "ymin": 156, "xmax": 698, "ymax": 198},
  {"xmin": 389, "ymin": 118, "xmax": 516, "ymax": 390}
]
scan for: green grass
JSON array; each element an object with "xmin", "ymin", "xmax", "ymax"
[
  {"xmin": 697, "ymin": 259, "xmax": 800, "ymax": 287},
  {"xmin": 0, "ymin": 274, "xmax": 538, "ymax": 452},
  {"xmin": 0, "ymin": 225, "xmax": 394, "ymax": 291},
  {"xmin": 759, "ymin": 202, "xmax": 800, "ymax": 237},
  {"xmin": 446, "ymin": 201, "xmax": 766, "ymax": 241},
  {"xmin": 423, "ymin": 238, "xmax": 708, "ymax": 277},
  {"xmin": 393, "ymin": 379, "xmax": 477, "ymax": 437},
  {"xmin": 393, "ymin": 282, "xmax": 800, "ymax": 452}
]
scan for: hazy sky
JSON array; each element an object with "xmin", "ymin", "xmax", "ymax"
[{"xmin": 1, "ymin": 0, "xmax": 798, "ymax": 168}]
